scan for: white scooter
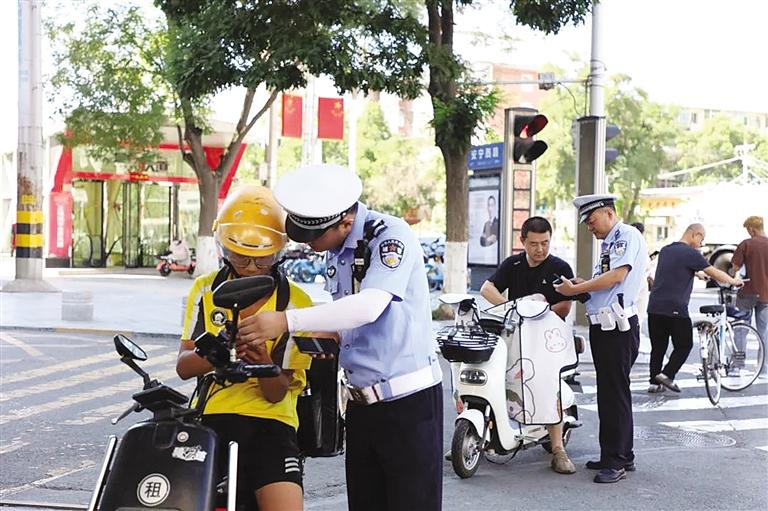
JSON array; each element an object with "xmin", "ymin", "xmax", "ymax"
[{"xmin": 437, "ymin": 294, "xmax": 586, "ymax": 478}]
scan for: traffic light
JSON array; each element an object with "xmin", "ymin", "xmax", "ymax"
[
  {"xmin": 605, "ymin": 123, "xmax": 620, "ymax": 164},
  {"xmin": 571, "ymin": 120, "xmax": 620, "ymax": 165},
  {"xmin": 512, "ymin": 108, "xmax": 548, "ymax": 163}
]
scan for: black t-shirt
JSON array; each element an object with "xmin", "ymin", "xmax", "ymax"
[
  {"xmin": 488, "ymin": 252, "xmax": 574, "ymax": 305},
  {"xmin": 647, "ymin": 241, "xmax": 710, "ymax": 318}
]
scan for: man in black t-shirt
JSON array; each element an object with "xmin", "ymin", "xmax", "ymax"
[
  {"xmin": 647, "ymin": 223, "xmax": 742, "ymax": 393},
  {"xmin": 480, "ymin": 216, "xmax": 576, "ymax": 475}
]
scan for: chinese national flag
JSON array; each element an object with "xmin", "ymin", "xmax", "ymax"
[
  {"xmin": 281, "ymin": 94, "xmax": 303, "ymax": 138},
  {"xmin": 317, "ymin": 97, "xmax": 344, "ymax": 140}
]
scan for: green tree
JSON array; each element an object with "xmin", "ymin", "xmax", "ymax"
[
  {"xmin": 48, "ymin": 3, "xmax": 170, "ymax": 166},
  {"xmin": 425, "ymin": 0, "xmax": 592, "ymax": 293},
  {"xmin": 673, "ymin": 115, "xmax": 768, "ymax": 183},
  {"xmin": 536, "ymin": 71, "xmax": 681, "ymax": 223},
  {"xmin": 51, "ymin": 0, "xmax": 427, "ymax": 271}
]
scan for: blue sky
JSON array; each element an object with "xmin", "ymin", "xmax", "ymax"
[{"xmin": 1, "ymin": 0, "xmax": 766, "ymax": 151}]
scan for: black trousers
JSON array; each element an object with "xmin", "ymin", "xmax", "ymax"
[
  {"xmin": 345, "ymin": 383, "xmax": 443, "ymax": 511},
  {"xmin": 648, "ymin": 313, "xmax": 693, "ymax": 384},
  {"xmin": 589, "ymin": 316, "xmax": 639, "ymax": 470}
]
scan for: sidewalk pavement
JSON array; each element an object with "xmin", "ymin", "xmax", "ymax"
[{"xmin": 0, "ymin": 254, "xmax": 647, "ymax": 364}]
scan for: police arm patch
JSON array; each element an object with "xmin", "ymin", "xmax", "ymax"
[
  {"xmin": 614, "ymin": 240, "xmax": 627, "ymax": 256},
  {"xmin": 379, "ymin": 239, "xmax": 405, "ymax": 269}
]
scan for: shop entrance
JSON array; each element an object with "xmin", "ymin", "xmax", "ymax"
[{"xmin": 71, "ymin": 180, "xmax": 176, "ymax": 268}]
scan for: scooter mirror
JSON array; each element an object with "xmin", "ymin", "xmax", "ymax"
[
  {"xmin": 213, "ymin": 275, "xmax": 275, "ymax": 310},
  {"xmin": 113, "ymin": 334, "xmax": 147, "ymax": 361}
]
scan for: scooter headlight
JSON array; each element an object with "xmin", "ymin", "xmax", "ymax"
[{"xmin": 460, "ymin": 369, "xmax": 487, "ymax": 385}]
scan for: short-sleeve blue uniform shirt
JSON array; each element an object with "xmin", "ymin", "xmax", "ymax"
[
  {"xmin": 586, "ymin": 221, "xmax": 649, "ymax": 315},
  {"xmin": 323, "ymin": 203, "xmax": 442, "ymax": 393}
]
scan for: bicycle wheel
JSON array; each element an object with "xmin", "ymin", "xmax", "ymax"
[
  {"xmin": 721, "ymin": 321, "xmax": 765, "ymax": 391},
  {"xmin": 703, "ymin": 334, "xmax": 721, "ymax": 405}
]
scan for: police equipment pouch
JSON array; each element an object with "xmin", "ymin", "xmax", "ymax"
[{"xmin": 352, "ymin": 219, "xmax": 387, "ymax": 292}]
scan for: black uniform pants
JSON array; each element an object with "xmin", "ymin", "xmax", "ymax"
[
  {"xmin": 589, "ymin": 316, "xmax": 640, "ymax": 470},
  {"xmin": 345, "ymin": 383, "xmax": 443, "ymax": 511},
  {"xmin": 648, "ymin": 313, "xmax": 693, "ymax": 384}
]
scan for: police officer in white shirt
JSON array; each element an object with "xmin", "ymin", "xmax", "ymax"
[
  {"xmin": 237, "ymin": 164, "xmax": 443, "ymax": 511},
  {"xmin": 554, "ymin": 194, "xmax": 648, "ymax": 484}
]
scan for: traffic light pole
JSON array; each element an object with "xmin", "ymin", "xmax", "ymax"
[{"xmin": 572, "ymin": 1, "xmax": 608, "ymax": 325}]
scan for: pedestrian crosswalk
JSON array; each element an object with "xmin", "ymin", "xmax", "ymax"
[{"xmin": 577, "ymin": 370, "xmax": 768, "ymax": 452}]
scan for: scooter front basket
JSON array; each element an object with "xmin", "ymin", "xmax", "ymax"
[{"xmin": 436, "ymin": 324, "xmax": 499, "ymax": 363}]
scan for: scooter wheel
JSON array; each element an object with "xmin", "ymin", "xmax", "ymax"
[
  {"xmin": 451, "ymin": 419, "xmax": 482, "ymax": 478},
  {"xmin": 187, "ymin": 265, "xmax": 195, "ymax": 275},
  {"xmin": 159, "ymin": 265, "xmax": 171, "ymax": 277}
]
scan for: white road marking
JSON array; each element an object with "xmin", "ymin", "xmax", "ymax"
[
  {"xmin": 659, "ymin": 418, "xmax": 768, "ymax": 433},
  {"xmin": 0, "ymin": 368, "xmax": 180, "ymax": 425},
  {"xmin": 1, "ymin": 352, "xmax": 178, "ymax": 402},
  {"xmin": 62, "ymin": 381, "xmax": 196, "ymax": 425},
  {"xmin": 581, "ymin": 375, "xmax": 766, "ymax": 395},
  {"xmin": 0, "ymin": 460, "xmax": 96, "ymax": 498},
  {"xmin": 0, "ymin": 332, "xmax": 45, "ymax": 358},
  {"xmin": 0, "ymin": 439, "xmax": 29, "ymax": 455},
  {"xmin": 581, "ymin": 393, "xmax": 768, "ymax": 413},
  {"xmin": 0, "ymin": 344, "xmax": 166, "ymax": 385},
  {"xmin": 756, "ymin": 445, "xmax": 768, "ymax": 452}
]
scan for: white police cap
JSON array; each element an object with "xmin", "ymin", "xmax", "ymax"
[
  {"xmin": 573, "ymin": 193, "xmax": 617, "ymax": 223},
  {"xmin": 273, "ymin": 164, "xmax": 362, "ymax": 242}
]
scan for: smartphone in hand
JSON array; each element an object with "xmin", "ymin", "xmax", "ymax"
[{"xmin": 293, "ymin": 336, "xmax": 340, "ymax": 356}]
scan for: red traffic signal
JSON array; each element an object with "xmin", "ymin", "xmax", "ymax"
[{"xmin": 513, "ymin": 111, "xmax": 548, "ymax": 163}]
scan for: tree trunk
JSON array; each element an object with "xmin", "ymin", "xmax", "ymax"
[
  {"xmin": 624, "ymin": 184, "xmax": 641, "ymax": 224},
  {"xmin": 442, "ymin": 146, "xmax": 469, "ymax": 293}
]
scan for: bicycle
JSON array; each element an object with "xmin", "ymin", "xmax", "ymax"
[{"xmin": 695, "ymin": 280, "xmax": 765, "ymax": 405}]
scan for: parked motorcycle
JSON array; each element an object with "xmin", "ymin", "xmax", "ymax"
[
  {"xmin": 287, "ymin": 251, "xmax": 326, "ymax": 284},
  {"xmin": 421, "ymin": 237, "xmax": 445, "ymax": 291},
  {"xmin": 156, "ymin": 252, "xmax": 196, "ymax": 277},
  {"xmin": 88, "ymin": 276, "xmax": 281, "ymax": 511},
  {"xmin": 437, "ymin": 294, "xmax": 587, "ymax": 478}
]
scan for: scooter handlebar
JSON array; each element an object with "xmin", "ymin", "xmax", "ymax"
[{"xmin": 241, "ymin": 363, "xmax": 282, "ymax": 378}]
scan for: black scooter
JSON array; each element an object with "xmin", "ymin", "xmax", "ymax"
[{"xmin": 88, "ymin": 276, "xmax": 281, "ymax": 511}]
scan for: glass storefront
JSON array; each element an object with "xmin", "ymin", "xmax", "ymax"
[{"xmin": 71, "ymin": 180, "xmax": 199, "ymax": 268}]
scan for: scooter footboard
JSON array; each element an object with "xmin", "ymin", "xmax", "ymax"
[{"xmin": 97, "ymin": 421, "xmax": 219, "ymax": 511}]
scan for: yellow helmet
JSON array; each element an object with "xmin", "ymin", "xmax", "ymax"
[{"xmin": 213, "ymin": 186, "xmax": 287, "ymax": 257}]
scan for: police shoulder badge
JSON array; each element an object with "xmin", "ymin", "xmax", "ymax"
[
  {"xmin": 614, "ymin": 240, "xmax": 627, "ymax": 256},
  {"xmin": 210, "ymin": 308, "xmax": 227, "ymax": 327},
  {"xmin": 379, "ymin": 239, "xmax": 405, "ymax": 269}
]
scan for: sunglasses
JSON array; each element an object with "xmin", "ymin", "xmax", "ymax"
[{"xmin": 224, "ymin": 250, "xmax": 276, "ymax": 270}]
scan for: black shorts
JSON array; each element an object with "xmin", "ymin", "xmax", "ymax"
[{"xmin": 202, "ymin": 414, "xmax": 303, "ymax": 492}]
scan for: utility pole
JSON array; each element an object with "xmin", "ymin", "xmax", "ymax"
[
  {"xmin": 266, "ymin": 97, "xmax": 279, "ymax": 188},
  {"xmin": 3, "ymin": 0, "xmax": 56, "ymax": 293}
]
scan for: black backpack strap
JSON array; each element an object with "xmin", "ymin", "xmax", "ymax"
[
  {"xmin": 270, "ymin": 268, "xmax": 292, "ymax": 367},
  {"xmin": 352, "ymin": 219, "xmax": 387, "ymax": 291}
]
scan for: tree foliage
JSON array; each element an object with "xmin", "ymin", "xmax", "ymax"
[
  {"xmin": 674, "ymin": 115, "xmax": 768, "ymax": 183},
  {"xmin": 48, "ymin": 2, "xmax": 170, "ymax": 165},
  {"xmin": 536, "ymin": 69, "xmax": 682, "ymax": 222}
]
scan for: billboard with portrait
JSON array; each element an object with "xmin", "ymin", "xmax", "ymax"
[{"xmin": 468, "ymin": 188, "xmax": 500, "ymax": 265}]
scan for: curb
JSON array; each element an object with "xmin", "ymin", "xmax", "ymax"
[{"xmin": 2, "ymin": 324, "xmax": 180, "ymax": 340}]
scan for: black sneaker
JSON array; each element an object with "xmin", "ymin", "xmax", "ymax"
[
  {"xmin": 654, "ymin": 373, "xmax": 681, "ymax": 393},
  {"xmin": 585, "ymin": 460, "xmax": 636, "ymax": 471},
  {"xmin": 594, "ymin": 468, "xmax": 627, "ymax": 483}
]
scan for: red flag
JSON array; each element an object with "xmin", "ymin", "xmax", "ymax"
[
  {"xmin": 317, "ymin": 97, "xmax": 344, "ymax": 140},
  {"xmin": 281, "ymin": 94, "xmax": 303, "ymax": 138}
]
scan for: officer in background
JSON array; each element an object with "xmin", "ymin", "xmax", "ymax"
[
  {"xmin": 237, "ymin": 164, "xmax": 443, "ymax": 511},
  {"xmin": 554, "ymin": 194, "xmax": 648, "ymax": 484}
]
